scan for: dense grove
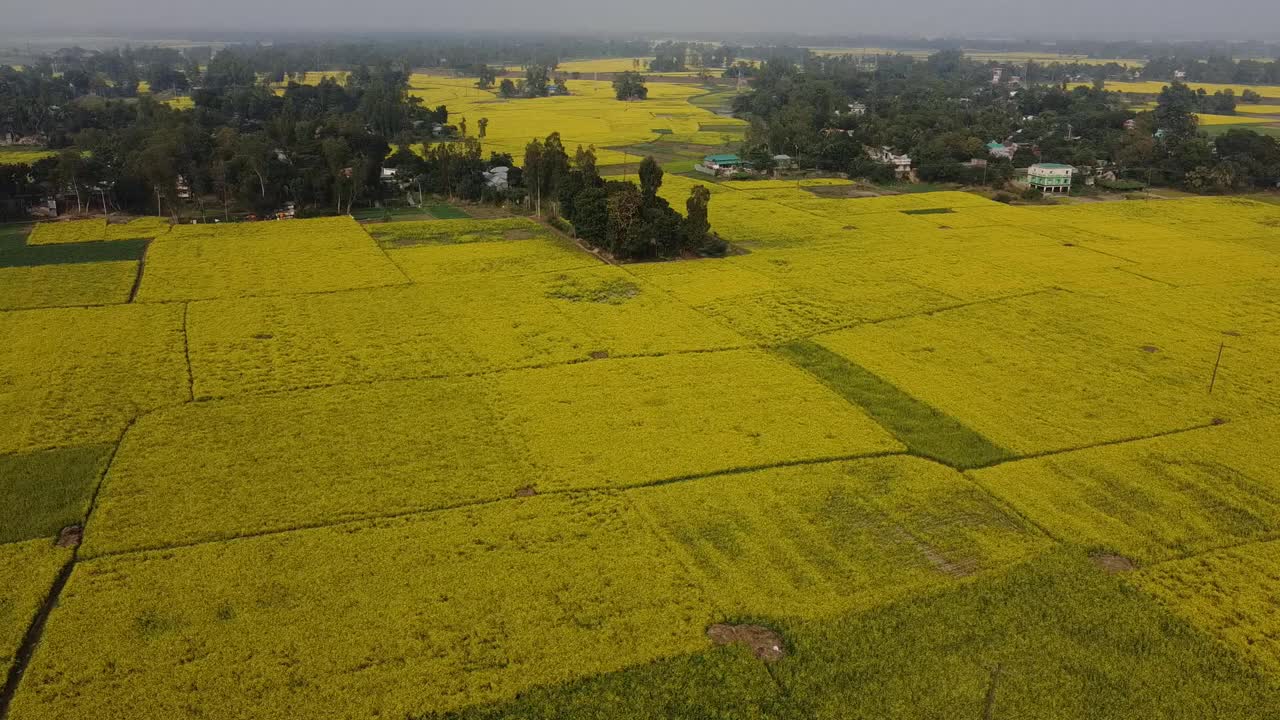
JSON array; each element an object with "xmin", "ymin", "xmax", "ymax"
[{"xmin": 733, "ymin": 50, "xmax": 1280, "ymax": 190}]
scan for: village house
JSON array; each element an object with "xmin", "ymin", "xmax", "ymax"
[
  {"xmin": 866, "ymin": 146, "xmax": 913, "ymax": 178},
  {"xmin": 1027, "ymin": 163, "xmax": 1075, "ymax": 194},
  {"xmin": 696, "ymin": 153, "xmax": 745, "ymax": 177}
]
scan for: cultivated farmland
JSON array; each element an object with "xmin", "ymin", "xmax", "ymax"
[{"xmin": 4, "ymin": 145, "xmax": 1280, "ymax": 717}]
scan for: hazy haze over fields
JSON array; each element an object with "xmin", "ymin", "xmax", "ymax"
[{"xmin": 3, "ymin": 0, "xmax": 1279, "ymax": 39}]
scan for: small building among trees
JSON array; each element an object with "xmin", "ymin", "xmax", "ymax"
[
  {"xmin": 697, "ymin": 154, "xmax": 744, "ymax": 177},
  {"xmin": 1027, "ymin": 163, "xmax": 1075, "ymax": 194}
]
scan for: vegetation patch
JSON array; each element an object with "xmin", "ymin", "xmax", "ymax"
[
  {"xmin": 369, "ymin": 217, "xmax": 553, "ymax": 247},
  {"xmin": 426, "ymin": 203, "xmax": 470, "ymax": 219},
  {"xmin": 0, "ymin": 445, "xmax": 114, "ymax": 544},
  {"xmin": 900, "ymin": 207, "xmax": 955, "ymax": 215},
  {"xmin": 776, "ymin": 340, "xmax": 1012, "ymax": 469},
  {"xmin": 544, "ymin": 274, "xmax": 641, "ymax": 304},
  {"xmin": 0, "ymin": 540, "xmax": 73, "ymax": 683}
]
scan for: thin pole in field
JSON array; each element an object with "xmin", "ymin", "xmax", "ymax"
[{"xmin": 1209, "ymin": 342, "xmax": 1226, "ymax": 394}]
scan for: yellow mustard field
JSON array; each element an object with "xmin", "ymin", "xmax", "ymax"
[
  {"xmin": 0, "ymin": 303, "xmax": 188, "ymax": 455},
  {"xmin": 631, "ymin": 456, "xmax": 1051, "ymax": 619},
  {"xmin": 15, "ymin": 494, "xmax": 717, "ymax": 720},
  {"xmin": 1194, "ymin": 113, "xmax": 1273, "ymax": 126},
  {"xmin": 28, "ymin": 217, "xmax": 171, "ymax": 245},
  {"xmin": 0, "ymin": 539, "xmax": 72, "ymax": 678},
  {"xmin": 1135, "ymin": 540, "xmax": 1280, "ymax": 675},
  {"xmin": 0, "ymin": 261, "xmax": 137, "ymax": 310},
  {"xmin": 135, "ymin": 216, "xmax": 408, "ymax": 301},
  {"xmin": 971, "ymin": 416, "xmax": 1280, "ymax": 563},
  {"xmin": 6, "ymin": 108, "xmax": 1280, "ymax": 715},
  {"xmin": 407, "ymin": 75, "xmax": 740, "ymax": 166},
  {"xmin": 84, "ymin": 348, "xmax": 897, "ymax": 556}
]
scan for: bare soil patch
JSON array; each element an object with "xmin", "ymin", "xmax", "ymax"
[
  {"xmin": 56, "ymin": 525, "xmax": 83, "ymax": 548},
  {"xmin": 503, "ymin": 229, "xmax": 536, "ymax": 241},
  {"xmin": 513, "ymin": 485, "xmax": 538, "ymax": 498},
  {"xmin": 1091, "ymin": 553, "xmax": 1137, "ymax": 574},
  {"xmin": 707, "ymin": 623, "xmax": 786, "ymax": 662},
  {"xmin": 1140, "ymin": 345, "xmax": 1161, "ymax": 353}
]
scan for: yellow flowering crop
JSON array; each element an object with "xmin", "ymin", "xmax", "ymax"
[
  {"xmin": 813, "ymin": 285, "xmax": 1276, "ymax": 455},
  {"xmin": 489, "ymin": 349, "xmax": 903, "ymax": 493},
  {"xmin": 367, "ymin": 217, "xmax": 555, "ymax": 246},
  {"xmin": 0, "ymin": 261, "xmax": 136, "ymax": 310},
  {"xmin": 27, "ymin": 217, "xmax": 170, "ymax": 245},
  {"xmin": 1134, "ymin": 539, "xmax": 1280, "ymax": 674},
  {"xmin": 81, "ymin": 376, "xmax": 532, "ymax": 555},
  {"xmin": 0, "ymin": 147, "xmax": 55, "ymax": 165},
  {"xmin": 385, "ymin": 235, "xmax": 598, "ymax": 280},
  {"xmin": 0, "ymin": 539, "xmax": 72, "ymax": 678},
  {"xmin": 1194, "ymin": 113, "xmax": 1273, "ymax": 126},
  {"xmin": 630, "ymin": 455, "xmax": 1052, "ymax": 619},
  {"xmin": 17, "ymin": 494, "xmax": 716, "ymax": 720},
  {"xmin": 1235, "ymin": 104, "xmax": 1280, "ymax": 114},
  {"xmin": 86, "ymin": 348, "xmax": 896, "ymax": 555},
  {"xmin": 0, "ymin": 303, "xmax": 188, "ymax": 455},
  {"xmin": 972, "ymin": 416, "xmax": 1280, "ymax": 563},
  {"xmin": 135, "ymin": 217, "xmax": 407, "ymax": 302},
  {"xmin": 185, "ymin": 265, "xmax": 746, "ymax": 398}
]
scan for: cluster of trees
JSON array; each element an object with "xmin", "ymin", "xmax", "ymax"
[
  {"xmin": 730, "ymin": 49, "xmax": 1280, "ymax": 192},
  {"xmin": 515, "ymin": 134, "xmax": 724, "ymax": 260},
  {"xmin": 498, "ymin": 65, "xmax": 568, "ymax": 98},
  {"xmin": 612, "ymin": 72, "xmax": 648, "ymax": 101},
  {"xmin": 0, "ymin": 64, "xmax": 437, "ymax": 220},
  {"xmin": 1141, "ymin": 56, "xmax": 1280, "ymax": 86}
]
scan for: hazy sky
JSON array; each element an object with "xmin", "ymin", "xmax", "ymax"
[{"xmin": 4, "ymin": 0, "xmax": 1279, "ymax": 40}]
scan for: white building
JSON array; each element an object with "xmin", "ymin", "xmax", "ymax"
[
  {"xmin": 867, "ymin": 146, "xmax": 912, "ymax": 178},
  {"xmin": 1027, "ymin": 163, "xmax": 1075, "ymax": 194}
]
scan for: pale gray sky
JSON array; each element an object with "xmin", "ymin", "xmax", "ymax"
[{"xmin": 2, "ymin": 0, "xmax": 1278, "ymax": 40}]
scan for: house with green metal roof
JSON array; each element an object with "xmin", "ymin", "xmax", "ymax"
[{"xmin": 697, "ymin": 154, "xmax": 744, "ymax": 177}]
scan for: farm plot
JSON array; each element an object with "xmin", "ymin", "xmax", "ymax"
[
  {"xmin": 13, "ymin": 494, "xmax": 717, "ymax": 720},
  {"xmin": 0, "ymin": 303, "xmax": 189, "ymax": 455},
  {"xmin": 27, "ymin": 217, "xmax": 170, "ymax": 245},
  {"xmin": 971, "ymin": 417, "xmax": 1280, "ymax": 563},
  {"xmin": 1135, "ymin": 540, "xmax": 1280, "ymax": 675},
  {"xmin": 0, "ymin": 444, "xmax": 114, "ymax": 544},
  {"xmin": 80, "ymin": 376, "xmax": 532, "ymax": 556},
  {"xmin": 630, "ymin": 456, "xmax": 1050, "ymax": 619},
  {"xmin": 0, "ymin": 540, "xmax": 72, "ymax": 681},
  {"xmin": 185, "ymin": 266, "xmax": 747, "ymax": 398},
  {"xmin": 366, "ymin": 217, "xmax": 553, "ymax": 247},
  {"xmin": 489, "ymin": 349, "xmax": 903, "ymax": 492},
  {"xmin": 133, "ymin": 217, "xmax": 407, "ymax": 302},
  {"xmin": 812, "ymin": 287, "xmax": 1272, "ymax": 455},
  {"xmin": 0, "ymin": 260, "xmax": 137, "ymax": 310},
  {"xmin": 385, "ymin": 234, "xmax": 600, "ymax": 280},
  {"xmin": 87, "ymin": 349, "xmax": 900, "ymax": 555},
  {"xmin": 450, "ymin": 549, "xmax": 1279, "ymax": 720}
]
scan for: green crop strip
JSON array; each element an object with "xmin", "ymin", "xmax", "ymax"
[{"xmin": 775, "ymin": 340, "xmax": 1013, "ymax": 469}]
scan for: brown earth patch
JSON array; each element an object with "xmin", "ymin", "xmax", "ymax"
[
  {"xmin": 1223, "ymin": 330, "xmax": 1241, "ymax": 337},
  {"xmin": 1140, "ymin": 345, "xmax": 1160, "ymax": 353},
  {"xmin": 56, "ymin": 525, "xmax": 83, "ymax": 548},
  {"xmin": 503, "ymin": 229, "xmax": 536, "ymax": 240},
  {"xmin": 1091, "ymin": 552, "xmax": 1137, "ymax": 574},
  {"xmin": 707, "ymin": 623, "xmax": 786, "ymax": 662},
  {"xmin": 588, "ymin": 350, "xmax": 610, "ymax": 360},
  {"xmin": 513, "ymin": 485, "xmax": 538, "ymax": 498},
  {"xmin": 252, "ymin": 333, "xmax": 274, "ymax": 340}
]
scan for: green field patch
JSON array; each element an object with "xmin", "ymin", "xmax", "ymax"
[
  {"xmin": 651, "ymin": 128, "xmax": 673, "ymax": 134},
  {"xmin": 0, "ymin": 445, "xmax": 114, "ymax": 544},
  {"xmin": 768, "ymin": 549, "xmax": 1280, "ymax": 719},
  {"xmin": 429, "ymin": 645, "xmax": 776, "ymax": 720},
  {"xmin": 441, "ymin": 549, "xmax": 1278, "ymax": 719},
  {"xmin": 776, "ymin": 340, "xmax": 1012, "ymax": 469},
  {"xmin": 900, "ymin": 207, "xmax": 955, "ymax": 215},
  {"xmin": 427, "ymin": 203, "xmax": 471, "ymax": 219},
  {"xmin": 369, "ymin": 217, "xmax": 553, "ymax": 247}
]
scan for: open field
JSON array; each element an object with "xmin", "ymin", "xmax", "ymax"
[
  {"xmin": 5, "ymin": 80, "xmax": 1280, "ymax": 717},
  {"xmin": 1080, "ymin": 79, "xmax": 1280, "ymax": 98},
  {"xmin": 0, "ymin": 147, "xmax": 55, "ymax": 165},
  {"xmin": 406, "ymin": 73, "xmax": 745, "ymax": 167},
  {"xmin": 808, "ymin": 46, "xmax": 1147, "ymax": 65}
]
